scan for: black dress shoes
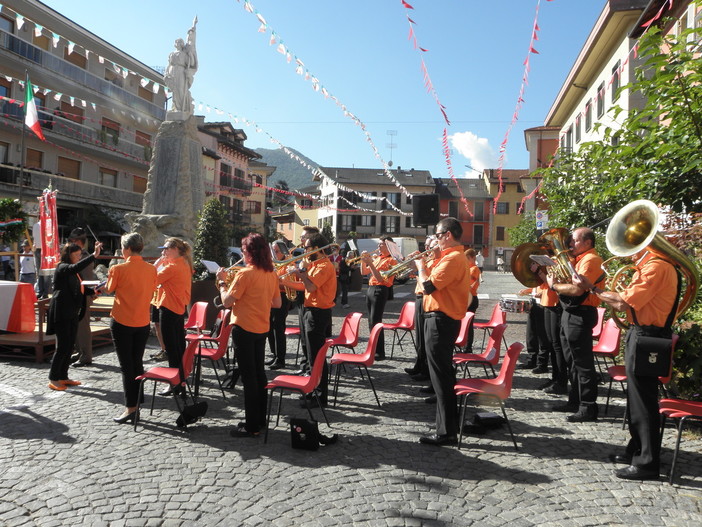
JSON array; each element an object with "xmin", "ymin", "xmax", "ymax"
[
  {"xmin": 544, "ymin": 383, "xmax": 568, "ymax": 395},
  {"xmin": 531, "ymin": 365, "xmax": 549, "ymax": 374},
  {"xmin": 419, "ymin": 385, "xmax": 435, "ymax": 394},
  {"xmin": 269, "ymin": 363, "xmax": 286, "ymax": 370},
  {"xmin": 265, "ymin": 358, "xmax": 277, "ymax": 366},
  {"xmin": 567, "ymin": 405, "xmax": 598, "ymax": 422},
  {"xmin": 160, "ymin": 385, "xmax": 184, "ymax": 397},
  {"xmin": 404, "ymin": 367, "xmax": 418, "ymax": 375},
  {"xmin": 375, "ymin": 354, "xmax": 386, "ymax": 362},
  {"xmin": 608, "ymin": 453, "xmax": 633, "ymax": 465},
  {"xmin": 112, "ymin": 411, "xmax": 137, "ymax": 424},
  {"xmin": 615, "ymin": 465, "xmax": 659, "ymax": 481},
  {"xmin": 411, "ymin": 373, "xmax": 430, "ymax": 382},
  {"xmin": 552, "ymin": 402, "xmax": 578, "ymax": 413},
  {"xmin": 230, "ymin": 426, "xmax": 260, "ymax": 438},
  {"xmin": 518, "ymin": 361, "xmax": 537, "ymax": 370},
  {"xmin": 293, "ymin": 368, "xmax": 309, "ymax": 376},
  {"xmin": 419, "ymin": 434, "xmax": 457, "ymax": 446}
]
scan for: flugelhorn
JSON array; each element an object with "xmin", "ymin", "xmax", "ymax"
[
  {"xmin": 604, "ymin": 199, "xmax": 699, "ymax": 329},
  {"xmin": 222, "ymin": 256, "xmax": 246, "ymax": 286}
]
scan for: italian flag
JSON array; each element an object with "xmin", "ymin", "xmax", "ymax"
[{"xmin": 24, "ymin": 75, "xmax": 45, "ymax": 141}]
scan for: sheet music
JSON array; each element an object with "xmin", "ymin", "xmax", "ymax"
[
  {"xmin": 201, "ymin": 260, "xmax": 221, "ymax": 273},
  {"xmin": 529, "ymin": 255, "xmax": 557, "ymax": 266}
]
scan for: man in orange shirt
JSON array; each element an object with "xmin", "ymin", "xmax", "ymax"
[
  {"xmin": 547, "ymin": 227, "xmax": 604, "ymax": 422},
  {"xmin": 414, "ymin": 218, "xmax": 471, "ymax": 446},
  {"xmin": 361, "ymin": 235, "xmax": 398, "ymax": 361},
  {"xmin": 574, "ymin": 249, "xmax": 678, "ymax": 480},
  {"xmin": 281, "ymin": 233, "xmax": 336, "ymax": 407}
]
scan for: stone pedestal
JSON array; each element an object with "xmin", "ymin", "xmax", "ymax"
[{"xmin": 127, "ymin": 116, "xmax": 204, "ymax": 257}]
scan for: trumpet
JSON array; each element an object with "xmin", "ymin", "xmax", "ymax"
[
  {"xmin": 379, "ymin": 248, "xmax": 436, "ymax": 280},
  {"xmin": 348, "ymin": 251, "xmax": 377, "ymax": 266},
  {"xmin": 276, "ymin": 243, "xmax": 340, "ymax": 300}
]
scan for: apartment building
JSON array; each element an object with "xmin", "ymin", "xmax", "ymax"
[
  {"xmin": 0, "ymin": 0, "xmax": 166, "ymax": 231},
  {"xmin": 434, "ymin": 177, "xmax": 492, "ymax": 251}
]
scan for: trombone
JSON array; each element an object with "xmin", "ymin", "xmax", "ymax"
[{"xmin": 274, "ymin": 243, "xmax": 340, "ymax": 270}]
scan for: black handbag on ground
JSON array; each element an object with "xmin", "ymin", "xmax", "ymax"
[{"xmin": 290, "ymin": 418, "xmax": 338, "ymax": 450}]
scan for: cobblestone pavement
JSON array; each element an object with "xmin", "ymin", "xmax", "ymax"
[{"xmin": 1, "ymin": 271, "xmax": 700, "ymax": 526}]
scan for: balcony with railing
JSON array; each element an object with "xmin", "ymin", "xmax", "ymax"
[{"xmin": 0, "ymin": 29, "xmax": 166, "ymax": 120}]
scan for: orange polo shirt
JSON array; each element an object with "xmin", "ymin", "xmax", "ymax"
[
  {"xmin": 468, "ymin": 264, "xmax": 480, "ymax": 297},
  {"xmin": 574, "ymin": 248, "xmax": 604, "ymax": 308},
  {"xmin": 539, "ymin": 282, "xmax": 559, "ymax": 307},
  {"xmin": 228, "ymin": 266, "xmax": 279, "ymax": 334},
  {"xmin": 304, "ymin": 256, "xmax": 336, "ymax": 309},
  {"xmin": 106, "ymin": 254, "xmax": 158, "ymax": 327},
  {"xmin": 368, "ymin": 254, "xmax": 397, "ymax": 287},
  {"xmin": 155, "ymin": 256, "xmax": 192, "ymax": 315},
  {"xmin": 620, "ymin": 254, "xmax": 678, "ymax": 327},
  {"xmin": 423, "ymin": 246, "xmax": 471, "ymax": 321}
]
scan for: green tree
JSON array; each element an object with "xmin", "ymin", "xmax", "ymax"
[
  {"xmin": 193, "ymin": 199, "xmax": 232, "ymax": 280},
  {"xmin": 507, "ymin": 211, "xmax": 537, "ymax": 247},
  {"xmin": 321, "ymin": 221, "xmax": 335, "ymax": 245}
]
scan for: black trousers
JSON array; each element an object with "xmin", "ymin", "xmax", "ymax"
[
  {"xmin": 366, "ymin": 285, "xmax": 389, "ymax": 357},
  {"xmin": 560, "ymin": 305, "xmax": 598, "ymax": 409},
  {"xmin": 302, "ymin": 307, "xmax": 332, "ymax": 404},
  {"xmin": 339, "ymin": 276, "xmax": 349, "ymax": 305},
  {"xmin": 466, "ymin": 295, "xmax": 479, "ymax": 350},
  {"xmin": 544, "ymin": 306, "xmax": 567, "ymax": 384},
  {"xmin": 233, "ymin": 325, "xmax": 268, "ymax": 434},
  {"xmin": 424, "ymin": 312, "xmax": 460, "ymax": 437},
  {"xmin": 111, "ymin": 319, "xmax": 150, "ymax": 407},
  {"xmin": 411, "ymin": 296, "xmax": 428, "ymax": 375},
  {"xmin": 526, "ymin": 302, "xmax": 550, "ymax": 367},
  {"xmin": 49, "ymin": 317, "xmax": 78, "ymax": 381},
  {"xmin": 160, "ymin": 306, "xmax": 186, "ymax": 375},
  {"xmin": 267, "ymin": 293, "xmax": 289, "ymax": 364},
  {"xmin": 624, "ymin": 327, "xmax": 666, "ymax": 470}
]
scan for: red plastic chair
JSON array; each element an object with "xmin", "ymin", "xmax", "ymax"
[
  {"xmin": 591, "ymin": 306, "xmax": 606, "ymax": 340},
  {"xmin": 193, "ymin": 315, "xmax": 234, "ymax": 399},
  {"xmin": 134, "ymin": 337, "xmax": 200, "ymax": 430},
  {"xmin": 184, "ymin": 301, "xmax": 208, "ymax": 334},
  {"xmin": 453, "ymin": 323, "xmax": 506, "ymax": 379},
  {"xmin": 605, "ymin": 334, "xmax": 678, "ymax": 424},
  {"xmin": 285, "ymin": 326, "xmax": 302, "ymax": 364},
  {"xmin": 659, "ymin": 398, "xmax": 702, "ymax": 484},
  {"xmin": 453, "ymin": 312, "xmax": 475, "ymax": 353},
  {"xmin": 592, "ymin": 318, "xmax": 621, "ymax": 374},
  {"xmin": 328, "ymin": 312, "xmax": 363, "ymax": 354},
  {"xmin": 330, "ymin": 323, "xmax": 383, "ymax": 408},
  {"xmin": 264, "ymin": 339, "xmax": 334, "ymax": 443},
  {"xmin": 455, "ymin": 342, "xmax": 524, "ymax": 451},
  {"xmin": 381, "ymin": 301, "xmax": 416, "ymax": 358},
  {"xmin": 473, "ymin": 304, "xmax": 507, "ymax": 351}
]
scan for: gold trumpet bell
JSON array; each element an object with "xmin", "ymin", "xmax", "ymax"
[
  {"xmin": 510, "ymin": 242, "xmax": 549, "ymax": 287},
  {"xmin": 605, "ymin": 199, "xmax": 659, "ymax": 257}
]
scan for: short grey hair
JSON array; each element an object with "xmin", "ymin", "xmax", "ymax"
[{"xmin": 121, "ymin": 233, "xmax": 144, "ymax": 254}]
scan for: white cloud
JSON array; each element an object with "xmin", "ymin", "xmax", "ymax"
[{"xmin": 449, "ymin": 131, "xmax": 498, "ymax": 178}]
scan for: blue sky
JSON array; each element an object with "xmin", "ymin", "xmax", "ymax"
[{"xmin": 42, "ymin": 0, "xmax": 604, "ymax": 180}]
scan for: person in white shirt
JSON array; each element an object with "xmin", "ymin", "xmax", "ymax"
[{"xmin": 19, "ymin": 240, "xmax": 36, "ymax": 284}]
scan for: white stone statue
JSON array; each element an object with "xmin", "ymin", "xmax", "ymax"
[{"xmin": 164, "ymin": 16, "xmax": 198, "ymax": 119}]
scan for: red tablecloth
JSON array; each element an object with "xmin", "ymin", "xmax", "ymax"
[{"xmin": 0, "ymin": 282, "xmax": 37, "ymax": 332}]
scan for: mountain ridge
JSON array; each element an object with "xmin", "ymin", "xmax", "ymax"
[{"xmin": 255, "ymin": 147, "xmax": 319, "ymax": 191}]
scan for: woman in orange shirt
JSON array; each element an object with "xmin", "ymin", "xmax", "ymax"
[
  {"xmin": 217, "ymin": 233, "xmax": 281, "ymax": 438},
  {"xmin": 154, "ymin": 237, "xmax": 193, "ymax": 396},
  {"xmin": 106, "ymin": 233, "xmax": 158, "ymax": 424}
]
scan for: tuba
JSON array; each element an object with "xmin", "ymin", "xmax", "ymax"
[
  {"xmin": 511, "ymin": 228, "xmax": 574, "ymax": 287},
  {"xmin": 604, "ymin": 199, "xmax": 699, "ymax": 329}
]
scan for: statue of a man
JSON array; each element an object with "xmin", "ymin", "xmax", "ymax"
[{"xmin": 164, "ymin": 16, "xmax": 198, "ymax": 118}]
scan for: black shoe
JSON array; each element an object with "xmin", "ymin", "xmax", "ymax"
[
  {"xmin": 269, "ymin": 363, "xmax": 286, "ymax": 371},
  {"xmin": 608, "ymin": 453, "xmax": 633, "ymax": 465},
  {"xmin": 552, "ymin": 402, "xmax": 579, "ymax": 413},
  {"xmin": 615, "ymin": 465, "xmax": 659, "ymax": 481},
  {"xmin": 419, "ymin": 385, "xmax": 435, "ymax": 394},
  {"xmin": 419, "ymin": 434, "xmax": 457, "ymax": 446},
  {"xmin": 538, "ymin": 379, "xmax": 555, "ymax": 390},
  {"xmin": 567, "ymin": 406, "xmax": 598, "ymax": 423},
  {"xmin": 112, "ymin": 411, "xmax": 137, "ymax": 424},
  {"xmin": 159, "ymin": 385, "xmax": 184, "ymax": 397},
  {"xmin": 544, "ymin": 383, "xmax": 568, "ymax": 395},
  {"xmin": 424, "ymin": 395, "xmax": 437, "ymax": 404},
  {"xmin": 375, "ymin": 354, "xmax": 386, "ymax": 362},
  {"xmin": 518, "ymin": 361, "xmax": 537, "ymax": 370},
  {"xmin": 230, "ymin": 426, "xmax": 260, "ymax": 438},
  {"xmin": 411, "ymin": 373, "xmax": 430, "ymax": 382},
  {"xmin": 151, "ymin": 350, "xmax": 168, "ymax": 361},
  {"xmin": 265, "ymin": 358, "xmax": 277, "ymax": 366},
  {"xmin": 293, "ymin": 368, "xmax": 309, "ymax": 376},
  {"xmin": 404, "ymin": 367, "xmax": 419, "ymax": 376},
  {"xmin": 531, "ymin": 365, "xmax": 549, "ymax": 374}
]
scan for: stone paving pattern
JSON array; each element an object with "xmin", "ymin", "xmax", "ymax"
[{"xmin": 0, "ymin": 271, "xmax": 700, "ymax": 526}]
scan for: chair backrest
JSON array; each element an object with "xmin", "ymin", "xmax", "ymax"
[
  {"xmin": 335, "ymin": 311, "xmax": 364, "ymax": 347},
  {"xmin": 592, "ymin": 307, "xmax": 606, "ymax": 339},
  {"xmin": 206, "ymin": 314, "xmax": 234, "ymax": 361},
  {"xmin": 308, "ymin": 339, "xmax": 335, "ymax": 390},
  {"xmin": 396, "ymin": 301, "xmax": 416, "ymax": 330},
  {"xmin": 359, "ymin": 323, "xmax": 384, "ymax": 365},
  {"xmin": 484, "ymin": 303, "xmax": 506, "ymax": 326},
  {"xmin": 494, "ymin": 342, "xmax": 524, "ymax": 399},
  {"xmin": 593, "ymin": 318, "xmax": 621, "ymax": 354},
  {"xmin": 480, "ymin": 323, "xmax": 507, "ymax": 365},
  {"xmin": 185, "ymin": 301, "xmax": 209, "ymax": 333},
  {"xmin": 454, "ymin": 312, "xmax": 475, "ymax": 348},
  {"xmin": 181, "ymin": 338, "xmax": 201, "ymax": 381},
  {"xmin": 660, "ymin": 333, "xmax": 679, "ymax": 384}
]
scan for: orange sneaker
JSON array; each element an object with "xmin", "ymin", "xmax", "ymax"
[
  {"xmin": 60, "ymin": 379, "xmax": 82, "ymax": 386},
  {"xmin": 48, "ymin": 382, "xmax": 66, "ymax": 391}
]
